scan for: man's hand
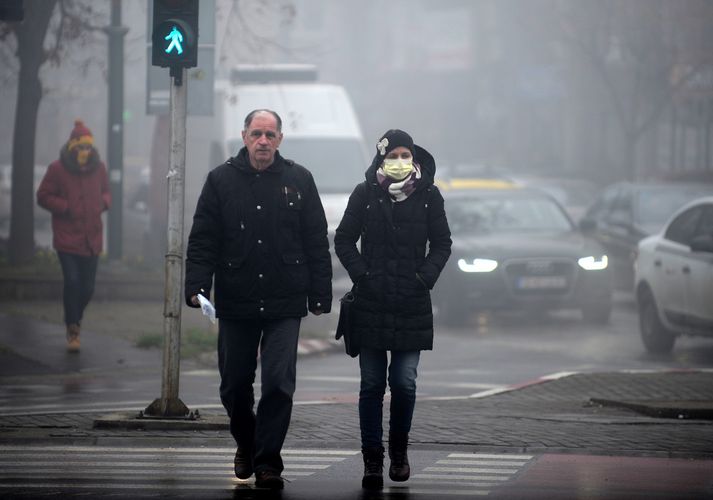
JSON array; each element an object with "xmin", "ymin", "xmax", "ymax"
[
  {"xmin": 313, "ymin": 309, "xmax": 323, "ymax": 316},
  {"xmin": 191, "ymin": 295, "xmax": 199, "ymax": 306}
]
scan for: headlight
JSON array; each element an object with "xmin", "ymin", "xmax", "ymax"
[
  {"xmin": 578, "ymin": 255, "xmax": 608, "ymax": 271},
  {"xmin": 457, "ymin": 258, "xmax": 498, "ymax": 273}
]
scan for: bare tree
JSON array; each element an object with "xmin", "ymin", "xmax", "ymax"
[
  {"xmin": 0, "ymin": 0, "xmax": 104, "ymax": 264},
  {"xmin": 554, "ymin": 0, "xmax": 713, "ymax": 180}
]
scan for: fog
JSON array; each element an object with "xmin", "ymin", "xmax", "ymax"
[{"xmin": 1, "ymin": 0, "xmax": 712, "ymax": 263}]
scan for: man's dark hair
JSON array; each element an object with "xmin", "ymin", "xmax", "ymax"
[{"xmin": 243, "ymin": 109, "xmax": 283, "ymax": 132}]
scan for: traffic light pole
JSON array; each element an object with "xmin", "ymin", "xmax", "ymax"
[{"xmin": 144, "ymin": 67, "xmax": 189, "ymax": 418}]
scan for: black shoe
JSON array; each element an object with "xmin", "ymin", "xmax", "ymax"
[
  {"xmin": 233, "ymin": 448, "xmax": 253, "ymax": 479},
  {"xmin": 361, "ymin": 446, "xmax": 384, "ymax": 490},
  {"xmin": 388, "ymin": 432, "xmax": 410, "ymax": 482},
  {"xmin": 255, "ymin": 469, "xmax": 284, "ymax": 490},
  {"xmin": 388, "ymin": 448, "xmax": 410, "ymax": 481}
]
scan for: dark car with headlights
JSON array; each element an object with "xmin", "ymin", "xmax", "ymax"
[{"xmin": 433, "ymin": 188, "xmax": 612, "ymax": 326}]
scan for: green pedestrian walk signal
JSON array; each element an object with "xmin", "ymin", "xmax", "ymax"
[
  {"xmin": 151, "ymin": 0, "xmax": 198, "ymax": 69},
  {"xmin": 164, "ymin": 26, "xmax": 184, "ymax": 55}
]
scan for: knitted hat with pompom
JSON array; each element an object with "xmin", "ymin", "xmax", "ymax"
[{"xmin": 67, "ymin": 120, "xmax": 94, "ymax": 151}]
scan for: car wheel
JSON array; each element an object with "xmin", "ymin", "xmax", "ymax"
[
  {"xmin": 581, "ymin": 301, "xmax": 612, "ymax": 324},
  {"xmin": 638, "ymin": 291, "xmax": 675, "ymax": 354}
]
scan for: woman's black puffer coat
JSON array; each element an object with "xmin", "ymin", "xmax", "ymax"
[{"xmin": 334, "ymin": 145, "xmax": 451, "ymax": 351}]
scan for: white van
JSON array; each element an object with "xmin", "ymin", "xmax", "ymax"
[{"xmin": 212, "ymin": 65, "xmax": 369, "ymax": 277}]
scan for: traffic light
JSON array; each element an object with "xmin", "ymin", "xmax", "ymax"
[{"xmin": 152, "ymin": 0, "xmax": 198, "ymax": 69}]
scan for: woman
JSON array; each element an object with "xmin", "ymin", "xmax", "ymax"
[
  {"xmin": 334, "ymin": 129, "xmax": 451, "ymax": 489},
  {"xmin": 37, "ymin": 120, "xmax": 110, "ymax": 352}
]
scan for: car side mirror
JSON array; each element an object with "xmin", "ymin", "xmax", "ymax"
[
  {"xmin": 690, "ymin": 235, "xmax": 713, "ymax": 253},
  {"xmin": 579, "ymin": 218, "xmax": 596, "ymax": 232}
]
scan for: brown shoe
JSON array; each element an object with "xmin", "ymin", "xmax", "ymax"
[{"xmin": 66, "ymin": 323, "xmax": 80, "ymax": 352}]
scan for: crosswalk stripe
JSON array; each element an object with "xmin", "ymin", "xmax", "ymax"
[
  {"xmin": 0, "ymin": 445, "xmax": 235, "ymax": 453},
  {"xmin": 411, "ymin": 474, "xmax": 510, "ymax": 481},
  {"xmin": 437, "ymin": 459, "xmax": 529, "ymax": 466},
  {"xmin": 386, "ymin": 487, "xmax": 490, "ymax": 496},
  {"xmin": 401, "ymin": 479, "xmax": 501, "ymax": 487},
  {"xmin": 448, "ymin": 453, "xmax": 533, "ymax": 460},
  {"xmin": 0, "ymin": 461, "xmax": 330, "ymax": 469},
  {"xmin": 0, "ymin": 453, "xmax": 348, "ymax": 467},
  {"xmin": 0, "ymin": 482, "xmax": 244, "ymax": 491},
  {"xmin": 0, "ymin": 445, "xmax": 356, "ymax": 455},
  {"xmin": 425, "ymin": 466, "xmax": 519, "ymax": 474},
  {"xmin": 0, "ymin": 471, "xmax": 317, "ymax": 479},
  {"xmin": 282, "ymin": 449, "xmax": 358, "ymax": 455}
]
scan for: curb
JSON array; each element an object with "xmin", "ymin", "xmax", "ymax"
[
  {"xmin": 469, "ymin": 371, "xmax": 576, "ymax": 399},
  {"xmin": 93, "ymin": 411, "xmax": 228, "ymax": 431},
  {"xmin": 590, "ymin": 398, "xmax": 713, "ymax": 420}
]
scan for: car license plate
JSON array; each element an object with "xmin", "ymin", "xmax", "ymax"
[{"xmin": 517, "ymin": 276, "xmax": 567, "ymax": 289}]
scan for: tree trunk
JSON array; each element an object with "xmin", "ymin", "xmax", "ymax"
[{"xmin": 8, "ymin": 0, "xmax": 56, "ymax": 264}]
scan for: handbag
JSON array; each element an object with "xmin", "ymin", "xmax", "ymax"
[{"xmin": 335, "ymin": 290, "xmax": 359, "ymax": 357}]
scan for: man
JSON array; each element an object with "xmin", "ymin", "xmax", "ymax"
[
  {"xmin": 37, "ymin": 120, "xmax": 111, "ymax": 352},
  {"xmin": 185, "ymin": 109, "xmax": 332, "ymax": 490}
]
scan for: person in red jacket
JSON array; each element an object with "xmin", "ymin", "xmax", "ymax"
[{"xmin": 37, "ymin": 120, "xmax": 111, "ymax": 352}]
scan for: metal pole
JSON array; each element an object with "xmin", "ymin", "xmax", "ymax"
[
  {"xmin": 144, "ymin": 67, "xmax": 189, "ymax": 417},
  {"xmin": 106, "ymin": 0, "xmax": 127, "ymax": 260}
]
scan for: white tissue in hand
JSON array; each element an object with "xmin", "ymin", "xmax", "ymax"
[{"xmin": 197, "ymin": 294, "xmax": 216, "ymax": 324}]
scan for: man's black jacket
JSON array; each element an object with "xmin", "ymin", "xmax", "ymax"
[{"xmin": 185, "ymin": 147, "xmax": 332, "ymax": 319}]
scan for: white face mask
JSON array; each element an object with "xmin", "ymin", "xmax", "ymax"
[{"xmin": 382, "ymin": 158, "xmax": 414, "ymax": 180}]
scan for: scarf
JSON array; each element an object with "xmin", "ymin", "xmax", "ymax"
[{"xmin": 376, "ymin": 164, "xmax": 422, "ymax": 202}]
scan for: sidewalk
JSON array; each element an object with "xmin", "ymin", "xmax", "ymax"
[{"xmin": 1, "ymin": 370, "xmax": 712, "ymax": 458}]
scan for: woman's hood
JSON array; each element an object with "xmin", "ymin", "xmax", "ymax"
[{"xmin": 364, "ymin": 143, "xmax": 436, "ymax": 187}]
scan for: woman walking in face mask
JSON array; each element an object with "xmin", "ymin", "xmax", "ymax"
[
  {"xmin": 334, "ymin": 129, "xmax": 452, "ymax": 490},
  {"xmin": 37, "ymin": 120, "xmax": 111, "ymax": 352}
]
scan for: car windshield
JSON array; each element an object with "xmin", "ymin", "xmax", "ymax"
[
  {"xmin": 636, "ymin": 185, "xmax": 713, "ymax": 228},
  {"xmin": 228, "ymin": 137, "xmax": 366, "ymax": 194},
  {"xmin": 447, "ymin": 194, "xmax": 574, "ymax": 234}
]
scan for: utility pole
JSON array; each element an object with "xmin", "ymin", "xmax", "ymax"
[{"xmin": 105, "ymin": 0, "xmax": 127, "ymax": 260}]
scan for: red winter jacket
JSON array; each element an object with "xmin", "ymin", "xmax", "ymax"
[{"xmin": 36, "ymin": 146, "xmax": 111, "ymax": 256}]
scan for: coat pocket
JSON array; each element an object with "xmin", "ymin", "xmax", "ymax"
[
  {"xmin": 216, "ymin": 256, "xmax": 255, "ymax": 301},
  {"xmin": 282, "ymin": 253, "xmax": 309, "ymax": 293}
]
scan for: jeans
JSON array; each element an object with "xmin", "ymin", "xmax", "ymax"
[
  {"xmin": 359, "ymin": 348, "xmax": 420, "ymax": 449},
  {"xmin": 217, "ymin": 317, "xmax": 300, "ymax": 474},
  {"xmin": 57, "ymin": 251, "xmax": 99, "ymax": 326}
]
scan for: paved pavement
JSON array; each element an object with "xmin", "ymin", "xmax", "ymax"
[
  {"xmin": 1, "ymin": 312, "xmax": 713, "ymax": 455},
  {"xmin": 2, "ymin": 311, "xmax": 713, "ymax": 498},
  {"xmin": 1, "ymin": 370, "xmax": 711, "ymax": 457}
]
